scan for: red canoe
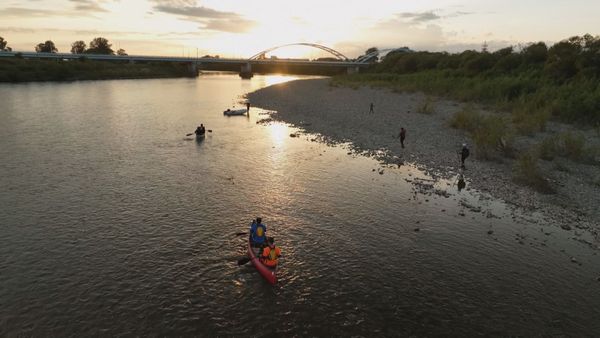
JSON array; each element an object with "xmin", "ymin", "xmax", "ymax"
[{"xmin": 247, "ymin": 239, "xmax": 277, "ymax": 285}]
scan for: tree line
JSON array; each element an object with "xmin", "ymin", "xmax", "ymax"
[
  {"xmin": 0, "ymin": 36, "xmax": 127, "ymax": 56},
  {"xmin": 0, "ymin": 36, "xmax": 12, "ymax": 51},
  {"xmin": 336, "ymin": 34, "xmax": 600, "ymax": 124},
  {"xmin": 370, "ymin": 34, "xmax": 600, "ymax": 83}
]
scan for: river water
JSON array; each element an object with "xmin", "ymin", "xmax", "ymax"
[{"xmin": 1, "ymin": 73, "xmax": 599, "ymax": 336}]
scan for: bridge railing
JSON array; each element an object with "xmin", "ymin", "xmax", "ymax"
[{"xmin": 0, "ymin": 50, "xmax": 367, "ymax": 66}]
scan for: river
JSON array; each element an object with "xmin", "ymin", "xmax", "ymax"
[{"xmin": 1, "ymin": 73, "xmax": 599, "ymax": 336}]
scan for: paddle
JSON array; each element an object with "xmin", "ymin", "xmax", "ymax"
[
  {"xmin": 237, "ymin": 229, "xmax": 250, "ymax": 264},
  {"xmin": 186, "ymin": 130, "xmax": 213, "ymax": 137},
  {"xmin": 238, "ymin": 257, "xmax": 251, "ymax": 265}
]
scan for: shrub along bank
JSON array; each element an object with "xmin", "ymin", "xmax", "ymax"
[
  {"xmin": 334, "ymin": 34, "xmax": 600, "ymax": 125},
  {"xmin": 0, "ymin": 57, "xmax": 197, "ymax": 82}
]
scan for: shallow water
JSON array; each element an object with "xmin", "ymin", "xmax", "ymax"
[{"xmin": 1, "ymin": 74, "xmax": 599, "ymax": 336}]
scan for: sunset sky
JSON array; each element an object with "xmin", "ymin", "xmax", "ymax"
[{"xmin": 1, "ymin": 0, "xmax": 599, "ymax": 58}]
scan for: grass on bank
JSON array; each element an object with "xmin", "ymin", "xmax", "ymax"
[
  {"xmin": 332, "ymin": 71, "xmax": 600, "ymax": 126},
  {"xmin": 0, "ymin": 57, "xmax": 195, "ymax": 82},
  {"xmin": 332, "ymin": 35, "xmax": 600, "ymax": 125},
  {"xmin": 416, "ymin": 96, "xmax": 435, "ymax": 114},
  {"xmin": 536, "ymin": 132, "xmax": 598, "ymax": 163},
  {"xmin": 449, "ymin": 105, "xmax": 514, "ymax": 160},
  {"xmin": 513, "ymin": 152, "xmax": 555, "ymax": 194}
]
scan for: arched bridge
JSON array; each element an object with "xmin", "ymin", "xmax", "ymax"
[
  {"xmin": 249, "ymin": 43, "xmax": 350, "ymax": 61},
  {"xmin": 0, "ymin": 43, "xmax": 375, "ymax": 77}
]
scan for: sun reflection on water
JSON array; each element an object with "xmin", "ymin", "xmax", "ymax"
[
  {"xmin": 266, "ymin": 75, "xmax": 302, "ymax": 86},
  {"xmin": 268, "ymin": 123, "xmax": 289, "ymax": 147}
]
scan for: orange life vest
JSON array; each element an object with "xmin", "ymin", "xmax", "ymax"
[{"xmin": 261, "ymin": 245, "xmax": 281, "ymax": 267}]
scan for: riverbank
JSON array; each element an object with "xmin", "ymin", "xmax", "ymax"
[
  {"xmin": 0, "ymin": 57, "xmax": 196, "ymax": 82},
  {"xmin": 248, "ymin": 78, "xmax": 600, "ymax": 240}
]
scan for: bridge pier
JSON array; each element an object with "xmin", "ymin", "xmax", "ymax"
[
  {"xmin": 346, "ymin": 66, "xmax": 360, "ymax": 75},
  {"xmin": 187, "ymin": 62, "xmax": 199, "ymax": 77},
  {"xmin": 240, "ymin": 62, "xmax": 253, "ymax": 79}
]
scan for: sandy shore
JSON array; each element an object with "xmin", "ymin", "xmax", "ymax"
[{"xmin": 248, "ymin": 78, "xmax": 600, "ymax": 239}]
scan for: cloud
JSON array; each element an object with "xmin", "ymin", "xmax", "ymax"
[
  {"xmin": 0, "ymin": 3, "xmax": 113, "ymax": 18},
  {"xmin": 202, "ymin": 18, "xmax": 256, "ymax": 33},
  {"xmin": 290, "ymin": 16, "xmax": 308, "ymax": 25},
  {"xmin": 342, "ymin": 16, "xmax": 447, "ymax": 56},
  {"xmin": 446, "ymin": 11, "xmax": 474, "ymax": 18},
  {"xmin": 395, "ymin": 10, "xmax": 473, "ymax": 23},
  {"xmin": 398, "ymin": 11, "xmax": 440, "ymax": 23},
  {"xmin": 0, "ymin": 26, "xmax": 37, "ymax": 33},
  {"xmin": 0, "ymin": 7, "xmax": 65, "ymax": 17},
  {"xmin": 68, "ymin": 0, "xmax": 109, "ymax": 13},
  {"xmin": 338, "ymin": 9, "xmax": 480, "ymax": 55},
  {"xmin": 154, "ymin": 5, "xmax": 232, "ymax": 19},
  {"xmin": 151, "ymin": 1, "xmax": 256, "ymax": 33}
]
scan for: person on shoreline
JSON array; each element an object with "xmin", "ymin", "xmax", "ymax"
[
  {"xmin": 457, "ymin": 173, "xmax": 466, "ymax": 192},
  {"xmin": 369, "ymin": 102, "xmax": 374, "ymax": 114},
  {"xmin": 246, "ymin": 102, "xmax": 250, "ymax": 112},
  {"xmin": 460, "ymin": 143, "xmax": 470, "ymax": 169},
  {"xmin": 399, "ymin": 127, "xmax": 406, "ymax": 148}
]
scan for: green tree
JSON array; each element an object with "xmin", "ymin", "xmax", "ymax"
[
  {"xmin": 522, "ymin": 42, "xmax": 548, "ymax": 64},
  {"xmin": 0, "ymin": 36, "xmax": 11, "ymax": 51},
  {"xmin": 35, "ymin": 40, "xmax": 58, "ymax": 53},
  {"xmin": 71, "ymin": 40, "xmax": 86, "ymax": 54},
  {"xmin": 579, "ymin": 34, "xmax": 600, "ymax": 78},
  {"xmin": 116, "ymin": 48, "xmax": 128, "ymax": 56},
  {"xmin": 493, "ymin": 46, "xmax": 514, "ymax": 57},
  {"xmin": 545, "ymin": 38, "xmax": 581, "ymax": 81},
  {"xmin": 86, "ymin": 37, "xmax": 114, "ymax": 55}
]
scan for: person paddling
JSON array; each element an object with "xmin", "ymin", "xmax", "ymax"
[
  {"xmin": 249, "ymin": 217, "xmax": 267, "ymax": 248},
  {"xmin": 195, "ymin": 124, "xmax": 205, "ymax": 136},
  {"xmin": 260, "ymin": 237, "xmax": 281, "ymax": 268}
]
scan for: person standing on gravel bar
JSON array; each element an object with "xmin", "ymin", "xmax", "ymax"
[
  {"xmin": 460, "ymin": 143, "xmax": 470, "ymax": 169},
  {"xmin": 369, "ymin": 102, "xmax": 374, "ymax": 114},
  {"xmin": 457, "ymin": 173, "xmax": 466, "ymax": 192},
  {"xmin": 399, "ymin": 127, "xmax": 406, "ymax": 148}
]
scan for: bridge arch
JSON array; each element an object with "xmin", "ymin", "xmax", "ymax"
[{"xmin": 249, "ymin": 43, "xmax": 349, "ymax": 61}]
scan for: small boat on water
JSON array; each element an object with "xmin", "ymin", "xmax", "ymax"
[
  {"xmin": 195, "ymin": 132, "xmax": 205, "ymax": 140},
  {"xmin": 223, "ymin": 108, "xmax": 247, "ymax": 116},
  {"xmin": 247, "ymin": 238, "xmax": 277, "ymax": 285}
]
